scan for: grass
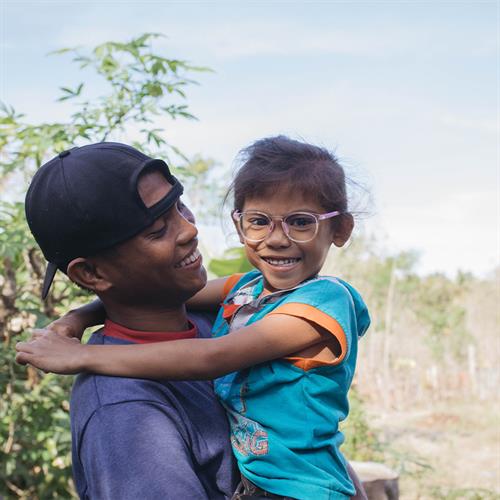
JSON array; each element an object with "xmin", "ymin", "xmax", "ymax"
[{"xmin": 363, "ymin": 398, "xmax": 500, "ymax": 499}]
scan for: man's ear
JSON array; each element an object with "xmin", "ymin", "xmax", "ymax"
[
  {"xmin": 332, "ymin": 213, "xmax": 354, "ymax": 248},
  {"xmin": 67, "ymin": 258, "xmax": 112, "ymax": 293}
]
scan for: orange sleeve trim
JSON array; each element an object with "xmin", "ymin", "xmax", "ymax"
[
  {"xmin": 221, "ymin": 273, "xmax": 245, "ymax": 300},
  {"xmin": 284, "ymin": 356, "xmax": 338, "ymax": 371},
  {"xmin": 268, "ymin": 303, "xmax": 348, "ymax": 370}
]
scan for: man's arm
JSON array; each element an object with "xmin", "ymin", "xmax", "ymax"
[{"xmin": 77, "ymin": 401, "xmax": 213, "ymax": 500}]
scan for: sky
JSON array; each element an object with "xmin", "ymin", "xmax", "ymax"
[{"xmin": 1, "ymin": 0, "xmax": 498, "ymax": 277}]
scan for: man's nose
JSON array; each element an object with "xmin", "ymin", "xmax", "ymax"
[{"xmin": 177, "ymin": 208, "xmax": 198, "ymax": 244}]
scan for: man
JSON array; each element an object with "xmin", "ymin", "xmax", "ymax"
[
  {"xmin": 18, "ymin": 142, "xmax": 367, "ymax": 499},
  {"xmin": 21, "ymin": 143, "xmax": 238, "ymax": 499}
]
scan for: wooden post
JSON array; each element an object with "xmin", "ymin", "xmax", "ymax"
[{"xmin": 350, "ymin": 461, "xmax": 399, "ymax": 500}]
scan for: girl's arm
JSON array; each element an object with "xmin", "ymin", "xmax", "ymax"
[
  {"xmin": 40, "ymin": 275, "xmax": 233, "ymax": 340},
  {"xmin": 43, "ymin": 299, "xmax": 106, "ymax": 340},
  {"xmin": 185, "ymin": 277, "xmax": 228, "ymax": 310},
  {"xmin": 16, "ymin": 313, "xmax": 332, "ymax": 378}
]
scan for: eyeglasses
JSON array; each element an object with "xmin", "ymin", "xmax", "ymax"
[{"xmin": 232, "ymin": 209, "xmax": 342, "ymax": 243}]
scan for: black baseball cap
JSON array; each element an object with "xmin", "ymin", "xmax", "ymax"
[{"xmin": 25, "ymin": 142, "xmax": 183, "ymax": 299}]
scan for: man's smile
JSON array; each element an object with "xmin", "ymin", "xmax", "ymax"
[{"xmin": 175, "ymin": 247, "xmax": 202, "ymax": 269}]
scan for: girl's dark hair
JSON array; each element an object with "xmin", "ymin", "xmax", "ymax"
[{"xmin": 228, "ymin": 136, "xmax": 349, "ymax": 215}]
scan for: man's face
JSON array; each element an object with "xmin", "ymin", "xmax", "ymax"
[{"xmin": 93, "ymin": 170, "xmax": 207, "ymax": 307}]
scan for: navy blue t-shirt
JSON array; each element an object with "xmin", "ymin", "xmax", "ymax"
[{"xmin": 70, "ymin": 313, "xmax": 238, "ymax": 499}]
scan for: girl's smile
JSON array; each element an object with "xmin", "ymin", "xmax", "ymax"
[{"xmin": 260, "ymin": 256, "xmax": 301, "ymax": 269}]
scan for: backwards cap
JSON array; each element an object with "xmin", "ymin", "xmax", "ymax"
[{"xmin": 25, "ymin": 142, "xmax": 183, "ymax": 299}]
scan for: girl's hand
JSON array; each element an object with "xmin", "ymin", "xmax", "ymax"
[
  {"xmin": 38, "ymin": 299, "xmax": 106, "ymax": 340},
  {"xmin": 15, "ymin": 331, "xmax": 87, "ymax": 374},
  {"xmin": 43, "ymin": 315, "xmax": 85, "ymax": 340}
]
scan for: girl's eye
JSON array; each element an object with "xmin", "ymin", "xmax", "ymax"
[
  {"xmin": 248, "ymin": 217, "xmax": 270, "ymax": 226},
  {"xmin": 287, "ymin": 214, "xmax": 316, "ymax": 228}
]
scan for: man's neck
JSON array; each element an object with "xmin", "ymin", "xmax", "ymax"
[{"xmin": 104, "ymin": 303, "xmax": 190, "ymax": 332}]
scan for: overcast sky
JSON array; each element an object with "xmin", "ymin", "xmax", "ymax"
[{"xmin": 1, "ymin": 1, "xmax": 498, "ymax": 277}]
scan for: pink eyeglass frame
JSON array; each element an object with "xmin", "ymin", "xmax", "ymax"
[{"xmin": 232, "ymin": 209, "xmax": 342, "ymax": 243}]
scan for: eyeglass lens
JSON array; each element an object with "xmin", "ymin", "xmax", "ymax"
[{"xmin": 240, "ymin": 212, "xmax": 318, "ymax": 242}]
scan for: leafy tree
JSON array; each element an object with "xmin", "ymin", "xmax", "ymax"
[
  {"xmin": 0, "ymin": 33, "xmax": 214, "ymax": 498},
  {"xmin": 410, "ymin": 273, "xmax": 471, "ymax": 361}
]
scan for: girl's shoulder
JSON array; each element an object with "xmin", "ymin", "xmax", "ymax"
[
  {"xmin": 276, "ymin": 275, "xmax": 350, "ymax": 308},
  {"xmin": 291, "ymin": 274, "xmax": 356, "ymax": 297},
  {"xmin": 313, "ymin": 275, "xmax": 363, "ymax": 300},
  {"xmin": 222, "ymin": 269, "xmax": 262, "ymax": 300},
  {"xmin": 284, "ymin": 275, "xmax": 370, "ymax": 338},
  {"xmin": 302, "ymin": 275, "xmax": 364, "ymax": 299}
]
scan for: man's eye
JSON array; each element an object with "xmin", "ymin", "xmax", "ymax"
[{"xmin": 149, "ymin": 226, "xmax": 167, "ymax": 238}]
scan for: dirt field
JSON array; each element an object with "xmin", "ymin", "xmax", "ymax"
[{"xmin": 366, "ymin": 399, "xmax": 500, "ymax": 499}]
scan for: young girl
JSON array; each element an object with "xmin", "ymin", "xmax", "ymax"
[{"xmin": 17, "ymin": 136, "xmax": 370, "ymax": 500}]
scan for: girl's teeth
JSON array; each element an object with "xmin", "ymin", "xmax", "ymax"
[{"xmin": 265, "ymin": 258, "xmax": 299, "ymax": 266}]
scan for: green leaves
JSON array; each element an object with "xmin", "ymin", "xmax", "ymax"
[
  {"xmin": 143, "ymin": 128, "xmax": 167, "ymax": 148},
  {"xmin": 57, "ymin": 83, "xmax": 84, "ymax": 102},
  {"xmin": 0, "ymin": 32, "xmax": 213, "ymax": 181},
  {"xmin": 0, "ymin": 356, "xmax": 75, "ymax": 498},
  {"xmin": 341, "ymin": 387, "xmax": 382, "ymax": 462},
  {"xmin": 209, "ymin": 248, "xmax": 254, "ymax": 277}
]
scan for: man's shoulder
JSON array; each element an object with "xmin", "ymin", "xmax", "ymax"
[
  {"xmin": 69, "ymin": 359, "xmax": 169, "ymax": 432},
  {"xmin": 72, "ymin": 331, "xmax": 206, "ymax": 422},
  {"xmin": 71, "ymin": 329, "xmax": 221, "ymax": 432},
  {"xmin": 71, "ymin": 360, "xmax": 169, "ymax": 406}
]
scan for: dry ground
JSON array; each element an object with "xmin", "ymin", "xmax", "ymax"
[{"xmin": 365, "ymin": 399, "xmax": 500, "ymax": 499}]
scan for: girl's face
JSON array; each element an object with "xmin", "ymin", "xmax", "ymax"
[{"xmin": 237, "ymin": 188, "xmax": 352, "ymax": 294}]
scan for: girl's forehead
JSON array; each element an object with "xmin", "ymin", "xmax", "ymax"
[{"xmin": 242, "ymin": 189, "xmax": 326, "ymax": 213}]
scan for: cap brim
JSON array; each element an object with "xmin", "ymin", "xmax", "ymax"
[
  {"xmin": 42, "ymin": 262, "xmax": 58, "ymax": 300},
  {"xmin": 147, "ymin": 177, "xmax": 184, "ymax": 219}
]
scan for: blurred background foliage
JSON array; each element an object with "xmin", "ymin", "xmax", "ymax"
[{"xmin": 1, "ymin": 34, "xmax": 498, "ymax": 498}]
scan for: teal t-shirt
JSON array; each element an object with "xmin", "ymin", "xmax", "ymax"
[{"xmin": 212, "ymin": 270, "xmax": 370, "ymax": 500}]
